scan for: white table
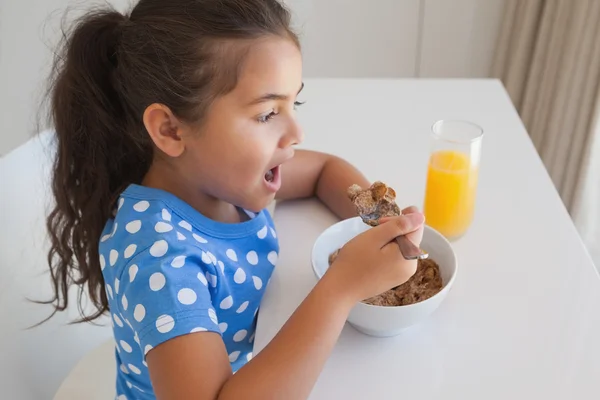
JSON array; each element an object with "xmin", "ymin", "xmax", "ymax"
[
  {"xmin": 254, "ymin": 79, "xmax": 600, "ymax": 399},
  {"xmin": 50, "ymin": 79, "xmax": 600, "ymax": 399}
]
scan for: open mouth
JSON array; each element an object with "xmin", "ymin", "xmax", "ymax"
[
  {"xmin": 263, "ymin": 165, "xmax": 281, "ymax": 192},
  {"xmin": 265, "ymin": 168, "xmax": 275, "ymax": 183}
]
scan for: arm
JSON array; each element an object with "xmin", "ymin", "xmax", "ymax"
[
  {"xmin": 276, "ymin": 150, "xmax": 370, "ymax": 219},
  {"xmin": 148, "ymin": 272, "xmax": 354, "ymax": 400}
]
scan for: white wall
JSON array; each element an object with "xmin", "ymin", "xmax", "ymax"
[{"xmin": 0, "ymin": 0, "xmax": 506, "ymax": 156}]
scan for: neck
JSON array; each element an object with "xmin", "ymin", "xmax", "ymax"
[{"xmin": 142, "ymin": 161, "xmax": 242, "ymax": 224}]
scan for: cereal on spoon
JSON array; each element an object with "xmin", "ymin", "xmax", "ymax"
[{"xmin": 329, "ymin": 182, "xmax": 443, "ymax": 306}]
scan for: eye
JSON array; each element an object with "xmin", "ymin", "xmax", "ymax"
[
  {"xmin": 294, "ymin": 101, "xmax": 305, "ymax": 110},
  {"xmin": 258, "ymin": 110, "xmax": 278, "ymax": 124}
]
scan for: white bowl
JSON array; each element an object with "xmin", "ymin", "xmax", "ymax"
[{"xmin": 311, "ymin": 216, "xmax": 457, "ymax": 337}]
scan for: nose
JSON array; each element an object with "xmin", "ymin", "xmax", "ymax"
[{"xmin": 279, "ymin": 118, "xmax": 304, "ymax": 148}]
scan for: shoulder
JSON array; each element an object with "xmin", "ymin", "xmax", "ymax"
[{"xmin": 99, "ymin": 189, "xmax": 212, "ymax": 264}]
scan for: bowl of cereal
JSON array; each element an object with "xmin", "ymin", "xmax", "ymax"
[
  {"xmin": 311, "ymin": 216, "xmax": 457, "ymax": 337},
  {"xmin": 312, "ymin": 182, "xmax": 458, "ymax": 337}
]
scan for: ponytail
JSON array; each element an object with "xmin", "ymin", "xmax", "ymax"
[{"xmin": 44, "ymin": 9, "xmax": 152, "ymax": 322}]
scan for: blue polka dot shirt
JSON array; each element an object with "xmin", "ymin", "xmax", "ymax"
[{"xmin": 99, "ymin": 184, "xmax": 279, "ymax": 399}]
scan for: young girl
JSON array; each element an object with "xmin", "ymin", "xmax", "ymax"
[{"xmin": 45, "ymin": 0, "xmax": 424, "ymax": 398}]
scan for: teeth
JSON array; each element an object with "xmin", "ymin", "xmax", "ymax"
[{"xmin": 265, "ymin": 169, "xmax": 274, "ymax": 182}]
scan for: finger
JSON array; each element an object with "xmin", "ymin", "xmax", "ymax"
[
  {"xmin": 378, "ymin": 206, "xmax": 421, "ymax": 225},
  {"xmin": 370, "ymin": 213, "xmax": 425, "ymax": 244},
  {"xmin": 401, "ymin": 205, "xmax": 419, "ymax": 215}
]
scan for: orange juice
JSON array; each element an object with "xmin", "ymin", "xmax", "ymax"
[{"xmin": 424, "ymin": 150, "xmax": 478, "ymax": 239}]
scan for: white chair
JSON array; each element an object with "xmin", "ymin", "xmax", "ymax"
[{"xmin": 0, "ymin": 131, "xmax": 113, "ymax": 399}]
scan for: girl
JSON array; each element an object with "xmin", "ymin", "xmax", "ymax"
[{"xmin": 45, "ymin": 0, "xmax": 424, "ymax": 398}]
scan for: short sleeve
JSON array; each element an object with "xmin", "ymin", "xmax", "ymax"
[{"xmin": 118, "ymin": 242, "xmax": 221, "ymax": 356}]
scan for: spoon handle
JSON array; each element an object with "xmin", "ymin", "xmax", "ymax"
[{"xmin": 395, "ymin": 235, "xmax": 428, "ymax": 260}]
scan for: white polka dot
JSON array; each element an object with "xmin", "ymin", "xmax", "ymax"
[
  {"xmin": 156, "ymin": 314, "xmax": 175, "ymax": 333},
  {"xmin": 114, "ymin": 278, "xmax": 120, "ymax": 294},
  {"xmin": 117, "ymin": 394, "xmax": 127, "ymax": 400},
  {"xmin": 109, "ymin": 249, "xmax": 119, "ymax": 266},
  {"xmin": 120, "ymin": 364, "xmax": 129, "ymax": 374},
  {"xmin": 249, "ymin": 332, "xmax": 255, "ymax": 343},
  {"xmin": 134, "ymin": 332, "xmax": 140, "ymax": 345},
  {"xmin": 209, "ymin": 252, "xmax": 217, "ymax": 265},
  {"xmin": 201, "ymin": 251, "xmax": 211, "ymax": 265},
  {"xmin": 178, "ymin": 288, "xmax": 197, "ymax": 305},
  {"xmin": 128, "ymin": 363, "xmax": 141, "ymax": 375},
  {"xmin": 233, "ymin": 268, "xmax": 246, "ymax": 284},
  {"xmin": 162, "ymin": 209, "xmax": 171, "ymax": 221},
  {"xmin": 120, "ymin": 340, "xmax": 132, "ymax": 353},
  {"xmin": 270, "ymin": 227, "xmax": 277, "ymax": 238},
  {"xmin": 219, "ymin": 322, "xmax": 228, "ymax": 333},
  {"xmin": 149, "ymin": 272, "xmax": 166, "ymax": 291},
  {"xmin": 125, "ymin": 220, "xmax": 142, "ymax": 234},
  {"xmin": 236, "ymin": 301, "xmax": 249, "ymax": 314},
  {"xmin": 226, "ymin": 249, "xmax": 238, "ymax": 262},
  {"xmin": 257, "ymin": 225, "xmax": 268, "ymax": 239},
  {"xmin": 113, "ymin": 313, "xmax": 124, "ymax": 327},
  {"xmin": 125, "ymin": 319, "xmax": 133, "ymax": 329},
  {"xmin": 220, "ymin": 296, "xmax": 233, "ymax": 310},
  {"xmin": 124, "ymin": 244, "xmax": 137, "ymax": 259},
  {"xmin": 100, "ymin": 233, "xmax": 111, "ymax": 242},
  {"xmin": 208, "ymin": 309, "xmax": 218, "ymax": 325},
  {"xmin": 191, "ymin": 327, "xmax": 207, "ymax": 333},
  {"xmin": 177, "ymin": 232, "xmax": 186, "ymax": 240},
  {"xmin": 254, "ymin": 308, "xmax": 259, "ymax": 317},
  {"xmin": 106, "ymin": 284, "xmax": 113, "ymax": 299},
  {"xmin": 206, "ymin": 272, "xmax": 217, "ymax": 288},
  {"xmin": 141, "ymin": 361, "xmax": 147, "ymax": 369},
  {"xmin": 99, "ymin": 254, "xmax": 106, "ymax": 270},
  {"xmin": 128, "ymin": 264, "xmax": 138, "ymax": 282},
  {"xmin": 121, "ymin": 295, "xmax": 128, "ymax": 311},
  {"xmin": 218, "ymin": 261, "xmax": 225, "ymax": 274},
  {"xmin": 133, "ymin": 200, "xmax": 150, "ymax": 212},
  {"xmin": 246, "ymin": 251, "xmax": 258, "ymax": 265},
  {"xmin": 253, "ymin": 276, "xmax": 263, "ymax": 290},
  {"xmin": 193, "ymin": 233, "xmax": 208, "ymax": 243},
  {"xmin": 171, "ymin": 255, "xmax": 186, "ymax": 268},
  {"xmin": 178, "ymin": 220, "xmax": 192, "ymax": 231},
  {"xmin": 267, "ymin": 251, "xmax": 278, "ymax": 266},
  {"xmin": 197, "ymin": 272, "xmax": 208, "ymax": 286},
  {"xmin": 233, "ymin": 329, "xmax": 247, "ymax": 342},
  {"xmin": 111, "ymin": 223, "xmax": 119, "ymax": 237},
  {"xmin": 155, "ymin": 221, "xmax": 173, "ymax": 233},
  {"xmin": 134, "ymin": 304, "xmax": 146, "ymax": 322},
  {"xmin": 126, "ymin": 381, "xmax": 133, "ymax": 389},
  {"xmin": 247, "ymin": 352, "xmax": 253, "ymax": 361},
  {"xmin": 144, "ymin": 344, "xmax": 153, "ymax": 355},
  {"xmin": 118, "ymin": 198, "xmax": 124, "ymax": 210},
  {"xmin": 149, "ymin": 240, "xmax": 168, "ymax": 257},
  {"xmin": 228, "ymin": 351, "xmax": 240, "ymax": 362}
]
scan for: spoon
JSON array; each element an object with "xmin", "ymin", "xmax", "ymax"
[
  {"xmin": 394, "ymin": 235, "xmax": 429, "ymax": 260},
  {"xmin": 359, "ymin": 214, "xmax": 429, "ymax": 260}
]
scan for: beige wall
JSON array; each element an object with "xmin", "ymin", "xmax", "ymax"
[{"xmin": 0, "ymin": 0, "xmax": 505, "ymax": 155}]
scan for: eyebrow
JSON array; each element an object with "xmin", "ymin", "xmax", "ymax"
[{"xmin": 248, "ymin": 82, "xmax": 304, "ymax": 105}]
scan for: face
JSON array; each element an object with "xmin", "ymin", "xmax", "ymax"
[{"xmin": 180, "ymin": 37, "xmax": 304, "ymax": 212}]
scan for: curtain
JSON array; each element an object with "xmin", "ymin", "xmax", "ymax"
[{"xmin": 492, "ymin": 0, "xmax": 600, "ymax": 267}]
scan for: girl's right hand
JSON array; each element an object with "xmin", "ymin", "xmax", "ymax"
[{"xmin": 325, "ymin": 212, "xmax": 425, "ymax": 303}]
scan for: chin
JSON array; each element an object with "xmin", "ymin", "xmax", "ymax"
[{"xmin": 238, "ymin": 193, "xmax": 276, "ymax": 214}]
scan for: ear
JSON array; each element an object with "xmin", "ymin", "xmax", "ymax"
[{"xmin": 143, "ymin": 103, "xmax": 186, "ymax": 157}]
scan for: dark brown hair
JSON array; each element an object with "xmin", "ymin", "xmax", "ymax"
[{"xmin": 43, "ymin": 0, "xmax": 298, "ymax": 322}]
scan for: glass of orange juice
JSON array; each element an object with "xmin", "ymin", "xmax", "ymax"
[{"xmin": 423, "ymin": 120, "xmax": 483, "ymax": 240}]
